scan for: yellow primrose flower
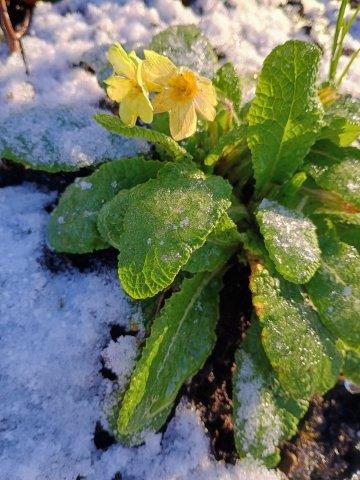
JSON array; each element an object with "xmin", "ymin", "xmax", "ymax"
[
  {"xmin": 142, "ymin": 50, "xmax": 217, "ymax": 141},
  {"xmin": 105, "ymin": 43, "xmax": 153, "ymax": 127}
]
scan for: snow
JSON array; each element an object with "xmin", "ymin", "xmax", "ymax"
[
  {"xmin": 0, "ymin": 183, "xmax": 282, "ymax": 480},
  {"xmin": 234, "ymin": 352, "xmax": 282, "ymax": 458},
  {"xmin": 0, "ymin": 0, "xmax": 359, "ymax": 478}
]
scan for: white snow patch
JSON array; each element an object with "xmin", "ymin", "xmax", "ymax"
[
  {"xmin": 234, "ymin": 352, "xmax": 283, "ymax": 457},
  {"xmin": 101, "ymin": 337, "xmax": 137, "ymax": 389}
]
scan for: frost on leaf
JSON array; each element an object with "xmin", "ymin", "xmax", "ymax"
[
  {"xmin": 233, "ymin": 320, "xmax": 308, "ymax": 467},
  {"xmin": 116, "ymin": 161, "xmax": 232, "ymax": 299},
  {"xmin": 306, "ymin": 141, "xmax": 360, "ymax": 209},
  {"xmin": 148, "ymin": 25, "xmax": 218, "ymax": 79},
  {"xmin": 320, "ymin": 95, "xmax": 360, "ymax": 147},
  {"xmin": 248, "ymin": 40, "xmax": 322, "ymax": 192},
  {"xmin": 184, "ymin": 213, "xmax": 241, "ymax": 273},
  {"xmin": 249, "ymin": 256, "xmax": 342, "ymax": 398},
  {"xmin": 0, "ymin": 105, "xmax": 146, "ymax": 172},
  {"xmin": 307, "ymin": 236, "xmax": 360, "ymax": 349},
  {"xmin": 116, "ymin": 272, "xmax": 221, "ymax": 445},
  {"xmin": 48, "ymin": 157, "xmax": 162, "ymax": 253},
  {"xmin": 256, "ymin": 199, "xmax": 321, "ymax": 284}
]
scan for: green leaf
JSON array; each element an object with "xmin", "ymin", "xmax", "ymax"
[
  {"xmin": 184, "ymin": 213, "xmax": 241, "ymax": 273},
  {"xmin": 117, "ymin": 161, "xmax": 232, "ymax": 299},
  {"xmin": 1, "ymin": 105, "xmax": 140, "ymax": 173},
  {"xmin": 94, "ymin": 113, "xmax": 190, "ymax": 161},
  {"xmin": 148, "ymin": 25, "xmax": 218, "ymax": 78},
  {"xmin": 249, "ymin": 255, "xmax": 342, "ymax": 398},
  {"xmin": 233, "ymin": 319, "xmax": 309, "ymax": 467},
  {"xmin": 116, "ymin": 271, "xmax": 222, "ymax": 444},
  {"xmin": 97, "ymin": 189, "xmax": 131, "ymax": 248},
  {"xmin": 48, "ymin": 157, "xmax": 162, "ymax": 253},
  {"xmin": 204, "ymin": 125, "xmax": 247, "ymax": 166},
  {"xmin": 307, "ymin": 237, "xmax": 360, "ymax": 349},
  {"xmin": 306, "ymin": 141, "xmax": 360, "ymax": 209},
  {"xmin": 320, "ymin": 95, "xmax": 360, "ymax": 147},
  {"xmin": 343, "ymin": 348, "xmax": 360, "ymax": 385},
  {"xmin": 256, "ymin": 199, "xmax": 321, "ymax": 284},
  {"xmin": 335, "ymin": 222, "xmax": 360, "ymax": 252},
  {"xmin": 247, "ymin": 40, "xmax": 322, "ymax": 192},
  {"xmin": 213, "ymin": 62, "xmax": 242, "ymax": 115}
]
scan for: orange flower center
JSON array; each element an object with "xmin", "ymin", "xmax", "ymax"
[{"xmin": 169, "ymin": 70, "xmax": 198, "ymax": 103}]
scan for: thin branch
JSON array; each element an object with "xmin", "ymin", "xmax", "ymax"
[{"xmin": 0, "ymin": 0, "xmax": 32, "ymax": 69}]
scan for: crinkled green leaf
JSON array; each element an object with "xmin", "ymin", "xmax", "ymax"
[
  {"xmin": 320, "ymin": 95, "xmax": 360, "ymax": 147},
  {"xmin": 307, "ymin": 237, "xmax": 360, "ymax": 349},
  {"xmin": 148, "ymin": 25, "xmax": 218, "ymax": 78},
  {"xmin": 343, "ymin": 348, "xmax": 360, "ymax": 385},
  {"xmin": 256, "ymin": 199, "xmax": 321, "ymax": 284},
  {"xmin": 248, "ymin": 40, "xmax": 322, "ymax": 192},
  {"xmin": 249, "ymin": 255, "xmax": 342, "ymax": 398},
  {"xmin": 48, "ymin": 157, "xmax": 162, "ymax": 253},
  {"xmin": 116, "ymin": 271, "xmax": 222, "ymax": 445},
  {"xmin": 94, "ymin": 113, "xmax": 190, "ymax": 161},
  {"xmin": 204, "ymin": 125, "xmax": 247, "ymax": 166},
  {"xmin": 233, "ymin": 319, "xmax": 309, "ymax": 467},
  {"xmin": 184, "ymin": 213, "xmax": 240, "ymax": 273},
  {"xmin": 307, "ymin": 141, "xmax": 360, "ymax": 209},
  {"xmin": 117, "ymin": 161, "xmax": 232, "ymax": 299},
  {"xmin": 213, "ymin": 62, "xmax": 242, "ymax": 115}
]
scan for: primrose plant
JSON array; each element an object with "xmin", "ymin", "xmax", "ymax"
[{"xmin": 5, "ymin": 2, "xmax": 360, "ymax": 467}]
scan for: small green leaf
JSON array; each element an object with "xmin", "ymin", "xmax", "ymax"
[
  {"xmin": 307, "ymin": 141, "xmax": 360, "ymax": 209},
  {"xmin": 184, "ymin": 213, "xmax": 241, "ymax": 273},
  {"xmin": 343, "ymin": 348, "xmax": 360, "ymax": 385},
  {"xmin": 248, "ymin": 40, "xmax": 322, "ymax": 192},
  {"xmin": 117, "ymin": 161, "xmax": 232, "ymax": 299},
  {"xmin": 204, "ymin": 125, "xmax": 247, "ymax": 166},
  {"xmin": 48, "ymin": 157, "xmax": 162, "ymax": 253},
  {"xmin": 94, "ymin": 113, "xmax": 190, "ymax": 161},
  {"xmin": 213, "ymin": 62, "xmax": 242, "ymax": 115},
  {"xmin": 148, "ymin": 25, "xmax": 218, "ymax": 78},
  {"xmin": 307, "ymin": 237, "xmax": 360, "ymax": 349},
  {"xmin": 116, "ymin": 271, "xmax": 222, "ymax": 445},
  {"xmin": 233, "ymin": 319, "xmax": 309, "ymax": 467},
  {"xmin": 249, "ymin": 256, "xmax": 342, "ymax": 398},
  {"xmin": 320, "ymin": 95, "xmax": 360, "ymax": 147},
  {"xmin": 256, "ymin": 199, "xmax": 321, "ymax": 284}
]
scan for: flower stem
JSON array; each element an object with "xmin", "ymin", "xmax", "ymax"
[{"xmin": 329, "ymin": 0, "xmax": 348, "ymax": 82}]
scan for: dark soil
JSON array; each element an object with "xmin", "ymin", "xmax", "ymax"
[
  {"xmin": 2, "ymin": 159, "xmax": 360, "ymax": 478},
  {"xmin": 280, "ymin": 385, "xmax": 360, "ymax": 480}
]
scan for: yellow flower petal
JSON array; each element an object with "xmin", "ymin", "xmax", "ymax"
[
  {"xmin": 107, "ymin": 43, "xmax": 136, "ymax": 80},
  {"xmin": 169, "ymin": 102, "xmax": 197, "ymax": 141},
  {"xmin": 152, "ymin": 90, "xmax": 176, "ymax": 114},
  {"xmin": 194, "ymin": 91, "xmax": 216, "ymax": 121},
  {"xmin": 197, "ymin": 76, "xmax": 217, "ymax": 105},
  {"xmin": 135, "ymin": 93, "xmax": 154, "ymax": 124},
  {"xmin": 105, "ymin": 76, "xmax": 133, "ymax": 102},
  {"xmin": 143, "ymin": 49, "xmax": 177, "ymax": 92},
  {"xmin": 119, "ymin": 97, "xmax": 137, "ymax": 127}
]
